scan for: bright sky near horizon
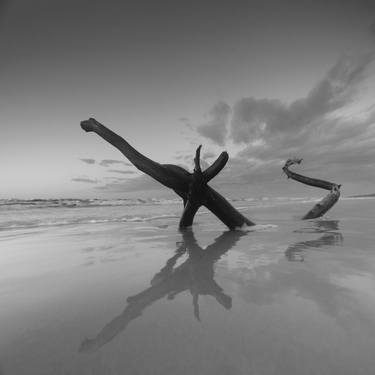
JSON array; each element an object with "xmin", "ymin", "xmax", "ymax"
[{"xmin": 1, "ymin": 0, "xmax": 375, "ymax": 199}]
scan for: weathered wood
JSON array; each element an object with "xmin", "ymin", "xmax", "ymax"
[
  {"xmin": 282, "ymin": 158, "xmax": 341, "ymax": 220},
  {"xmin": 81, "ymin": 118, "xmax": 255, "ymax": 229},
  {"xmin": 179, "ymin": 200, "xmax": 201, "ymax": 228},
  {"xmin": 282, "ymin": 158, "xmax": 339, "ymax": 191},
  {"xmin": 81, "ymin": 118, "xmax": 190, "ymax": 191},
  {"xmin": 301, "ymin": 186, "xmax": 340, "ymax": 219},
  {"xmin": 203, "ymin": 186, "xmax": 254, "ymax": 228},
  {"xmin": 203, "ymin": 152, "xmax": 229, "ymax": 182}
]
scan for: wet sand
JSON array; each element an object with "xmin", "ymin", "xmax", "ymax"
[{"xmin": 1, "ymin": 199, "xmax": 375, "ymax": 374}]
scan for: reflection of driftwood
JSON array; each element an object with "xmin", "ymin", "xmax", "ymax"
[
  {"xmin": 79, "ymin": 230, "xmax": 245, "ymax": 353},
  {"xmin": 282, "ymin": 158, "xmax": 341, "ymax": 220},
  {"xmin": 81, "ymin": 118, "xmax": 254, "ymax": 229},
  {"xmin": 285, "ymin": 220, "xmax": 343, "ymax": 262}
]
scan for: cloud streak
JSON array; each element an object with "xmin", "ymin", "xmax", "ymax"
[
  {"xmin": 80, "ymin": 158, "xmax": 96, "ymax": 165},
  {"xmin": 72, "ymin": 177, "xmax": 98, "ymax": 184},
  {"xmin": 108, "ymin": 169, "xmax": 136, "ymax": 175},
  {"xmin": 95, "ymin": 174, "xmax": 163, "ymax": 192},
  {"xmin": 99, "ymin": 159, "xmax": 132, "ymax": 167}
]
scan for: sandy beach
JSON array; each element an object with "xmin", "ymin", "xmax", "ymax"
[{"xmin": 1, "ymin": 197, "xmax": 375, "ymax": 374}]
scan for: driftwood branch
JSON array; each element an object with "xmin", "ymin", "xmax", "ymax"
[
  {"xmin": 81, "ymin": 118, "xmax": 190, "ymax": 191},
  {"xmin": 282, "ymin": 158, "xmax": 341, "ymax": 220},
  {"xmin": 81, "ymin": 118, "xmax": 255, "ymax": 230},
  {"xmin": 203, "ymin": 152, "xmax": 228, "ymax": 182}
]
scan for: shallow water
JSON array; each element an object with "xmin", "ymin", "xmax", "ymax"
[{"xmin": 0, "ymin": 198, "xmax": 375, "ymax": 374}]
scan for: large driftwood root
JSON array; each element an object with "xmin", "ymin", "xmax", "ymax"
[
  {"xmin": 80, "ymin": 118, "xmax": 255, "ymax": 229},
  {"xmin": 282, "ymin": 158, "xmax": 341, "ymax": 220}
]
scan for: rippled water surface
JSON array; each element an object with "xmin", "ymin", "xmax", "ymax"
[{"xmin": 0, "ymin": 197, "xmax": 374, "ymax": 374}]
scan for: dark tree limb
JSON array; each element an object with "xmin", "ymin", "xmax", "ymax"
[
  {"xmin": 179, "ymin": 200, "xmax": 201, "ymax": 228},
  {"xmin": 203, "ymin": 152, "xmax": 229, "ymax": 182},
  {"xmin": 203, "ymin": 187, "xmax": 254, "ymax": 228},
  {"xmin": 81, "ymin": 118, "xmax": 255, "ymax": 230},
  {"xmin": 81, "ymin": 118, "xmax": 190, "ymax": 191},
  {"xmin": 282, "ymin": 158, "xmax": 341, "ymax": 220},
  {"xmin": 194, "ymin": 145, "xmax": 202, "ymax": 173},
  {"xmin": 282, "ymin": 158, "xmax": 339, "ymax": 191}
]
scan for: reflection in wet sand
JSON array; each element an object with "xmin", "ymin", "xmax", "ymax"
[
  {"xmin": 79, "ymin": 230, "xmax": 246, "ymax": 353},
  {"xmin": 231, "ymin": 220, "xmax": 354, "ymax": 321},
  {"xmin": 285, "ymin": 220, "xmax": 343, "ymax": 262}
]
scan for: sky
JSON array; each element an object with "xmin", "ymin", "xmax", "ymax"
[{"xmin": 1, "ymin": 0, "xmax": 375, "ymax": 199}]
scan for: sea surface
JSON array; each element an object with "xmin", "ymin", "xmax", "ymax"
[{"xmin": 0, "ymin": 196, "xmax": 375, "ymax": 375}]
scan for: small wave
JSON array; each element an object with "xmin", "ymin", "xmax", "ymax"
[
  {"xmin": 235, "ymin": 223, "xmax": 278, "ymax": 232},
  {"xmin": 0, "ymin": 213, "xmax": 182, "ymax": 232},
  {"xmin": 0, "ymin": 197, "xmax": 182, "ymax": 211},
  {"xmin": 0, "ymin": 196, "xmax": 325, "ymax": 211},
  {"xmin": 342, "ymin": 196, "xmax": 375, "ymax": 200}
]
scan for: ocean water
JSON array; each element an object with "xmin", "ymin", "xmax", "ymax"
[{"xmin": 0, "ymin": 196, "xmax": 375, "ymax": 374}]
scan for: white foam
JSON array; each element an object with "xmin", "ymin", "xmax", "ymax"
[{"xmin": 235, "ymin": 223, "xmax": 278, "ymax": 232}]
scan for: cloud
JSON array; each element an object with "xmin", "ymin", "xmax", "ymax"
[
  {"xmin": 174, "ymin": 154, "xmax": 187, "ymax": 160},
  {"xmin": 196, "ymin": 101, "xmax": 231, "ymax": 146},
  {"xmin": 80, "ymin": 158, "xmax": 96, "ymax": 165},
  {"xmin": 95, "ymin": 174, "xmax": 163, "ymax": 192},
  {"xmin": 99, "ymin": 159, "xmax": 132, "ymax": 167},
  {"xmin": 108, "ymin": 169, "xmax": 136, "ymax": 175},
  {"xmin": 230, "ymin": 52, "xmax": 374, "ymax": 145},
  {"xmin": 72, "ymin": 177, "xmax": 98, "ymax": 184},
  {"xmin": 197, "ymin": 50, "xmax": 375, "ymax": 196},
  {"xmin": 104, "ymin": 176, "xmax": 128, "ymax": 182},
  {"xmin": 203, "ymin": 151, "xmax": 216, "ymax": 159}
]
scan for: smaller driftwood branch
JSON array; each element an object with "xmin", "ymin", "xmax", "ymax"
[
  {"xmin": 203, "ymin": 152, "xmax": 228, "ymax": 182},
  {"xmin": 282, "ymin": 158, "xmax": 341, "ymax": 220},
  {"xmin": 194, "ymin": 145, "xmax": 202, "ymax": 173}
]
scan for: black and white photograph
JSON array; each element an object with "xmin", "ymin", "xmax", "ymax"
[{"xmin": 1, "ymin": 1, "xmax": 375, "ymax": 374}]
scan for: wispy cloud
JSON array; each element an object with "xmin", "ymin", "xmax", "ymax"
[
  {"xmin": 203, "ymin": 151, "xmax": 216, "ymax": 159},
  {"xmin": 99, "ymin": 159, "xmax": 132, "ymax": 167},
  {"xmin": 72, "ymin": 177, "xmax": 98, "ymax": 184},
  {"xmin": 95, "ymin": 174, "xmax": 162, "ymax": 192},
  {"xmin": 108, "ymin": 169, "xmax": 136, "ymax": 175},
  {"xmin": 80, "ymin": 158, "xmax": 96, "ymax": 165}
]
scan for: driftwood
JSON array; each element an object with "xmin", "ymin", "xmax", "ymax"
[
  {"xmin": 79, "ymin": 230, "xmax": 245, "ymax": 352},
  {"xmin": 81, "ymin": 118, "xmax": 255, "ymax": 229},
  {"xmin": 282, "ymin": 158, "xmax": 341, "ymax": 220}
]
